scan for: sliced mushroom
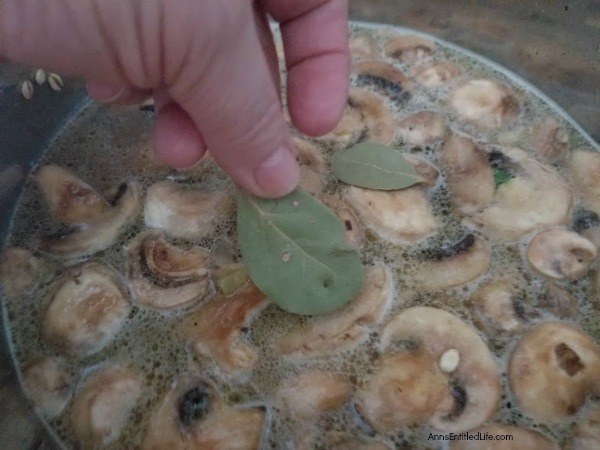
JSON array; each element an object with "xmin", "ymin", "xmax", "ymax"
[
  {"xmin": 321, "ymin": 194, "xmax": 364, "ymax": 248},
  {"xmin": 448, "ymin": 79, "xmax": 519, "ymax": 129},
  {"xmin": 144, "ymin": 180, "xmax": 234, "ymax": 240},
  {"xmin": 416, "ymin": 234, "xmax": 491, "ymax": 290},
  {"xmin": 572, "ymin": 407, "xmax": 600, "ymax": 450},
  {"xmin": 321, "ymin": 88, "xmax": 395, "ymax": 145},
  {"xmin": 508, "ymin": 322, "xmax": 600, "ymax": 422},
  {"xmin": 397, "ymin": 111, "xmax": 447, "ymax": 147},
  {"xmin": 440, "ymin": 134, "xmax": 494, "ymax": 216},
  {"xmin": 293, "ymin": 137, "xmax": 328, "ymax": 196},
  {"xmin": 449, "ymin": 424, "xmax": 559, "ymax": 450},
  {"xmin": 278, "ymin": 370, "xmax": 352, "ymax": 419},
  {"xmin": 23, "ymin": 357, "xmax": 72, "ymax": 418},
  {"xmin": 41, "ymin": 181, "xmax": 140, "ymax": 258},
  {"xmin": 142, "ymin": 378, "xmax": 265, "ymax": 450},
  {"xmin": 350, "ymin": 34, "xmax": 379, "ymax": 61},
  {"xmin": 536, "ymin": 283, "xmax": 577, "ymax": 319},
  {"xmin": 125, "ymin": 231, "xmax": 210, "ymax": 310},
  {"xmin": 365, "ymin": 307, "xmax": 501, "ymax": 432},
  {"xmin": 469, "ymin": 147, "xmax": 573, "ymax": 240},
  {"xmin": 570, "ymin": 149, "xmax": 600, "ymax": 215},
  {"xmin": 354, "ymin": 60, "xmax": 410, "ymax": 104},
  {"xmin": 277, "ymin": 264, "xmax": 392, "ymax": 357},
  {"xmin": 526, "ymin": 229, "xmax": 597, "ymax": 280},
  {"xmin": 410, "ymin": 61, "xmax": 461, "ymax": 88},
  {"xmin": 533, "ymin": 118, "xmax": 569, "ymax": 162},
  {"xmin": 471, "ymin": 280, "xmax": 526, "ymax": 337},
  {"xmin": 345, "ymin": 186, "xmax": 437, "ymax": 244},
  {"xmin": 402, "ymin": 154, "xmax": 440, "ymax": 186},
  {"xmin": 35, "ymin": 165, "xmax": 107, "ymax": 224},
  {"xmin": 70, "ymin": 366, "xmax": 142, "ymax": 448},
  {"xmin": 42, "ymin": 263, "xmax": 129, "ymax": 356},
  {"xmin": 571, "ymin": 208, "xmax": 600, "ymax": 249},
  {"xmin": 0, "ymin": 247, "xmax": 41, "ymax": 298},
  {"xmin": 384, "ymin": 35, "xmax": 436, "ymax": 64},
  {"xmin": 184, "ymin": 280, "xmax": 268, "ymax": 372}
]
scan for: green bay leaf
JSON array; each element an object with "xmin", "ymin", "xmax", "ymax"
[
  {"xmin": 331, "ymin": 141, "xmax": 425, "ymax": 190},
  {"xmin": 237, "ymin": 189, "xmax": 364, "ymax": 316}
]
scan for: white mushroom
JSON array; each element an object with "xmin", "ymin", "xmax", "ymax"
[
  {"xmin": 415, "ymin": 234, "xmax": 491, "ymax": 290},
  {"xmin": 469, "ymin": 147, "xmax": 573, "ymax": 240},
  {"xmin": 277, "ymin": 264, "xmax": 392, "ymax": 357},
  {"xmin": 570, "ymin": 148, "xmax": 600, "ymax": 215},
  {"xmin": 35, "ymin": 165, "xmax": 107, "ymax": 224},
  {"xmin": 533, "ymin": 118, "xmax": 569, "ymax": 162},
  {"xmin": 345, "ymin": 186, "xmax": 437, "ymax": 244},
  {"xmin": 144, "ymin": 180, "xmax": 234, "ymax": 240},
  {"xmin": 321, "ymin": 88, "xmax": 395, "ymax": 145},
  {"xmin": 70, "ymin": 366, "xmax": 142, "ymax": 448},
  {"xmin": 278, "ymin": 370, "xmax": 352, "ymax": 419},
  {"xmin": 450, "ymin": 424, "xmax": 559, "ymax": 450},
  {"xmin": 448, "ymin": 79, "xmax": 519, "ymax": 129},
  {"xmin": 184, "ymin": 280, "xmax": 268, "ymax": 373},
  {"xmin": 471, "ymin": 280, "xmax": 526, "ymax": 337},
  {"xmin": 0, "ymin": 247, "xmax": 41, "ymax": 298},
  {"xmin": 572, "ymin": 407, "xmax": 600, "ymax": 450},
  {"xmin": 125, "ymin": 231, "xmax": 210, "ymax": 310},
  {"xmin": 354, "ymin": 60, "xmax": 410, "ymax": 104},
  {"xmin": 321, "ymin": 194, "xmax": 364, "ymax": 248},
  {"xmin": 349, "ymin": 34, "xmax": 379, "ymax": 61},
  {"xmin": 23, "ymin": 357, "xmax": 72, "ymax": 418},
  {"xmin": 526, "ymin": 229, "xmax": 596, "ymax": 280},
  {"xmin": 142, "ymin": 378, "xmax": 265, "ymax": 450},
  {"xmin": 293, "ymin": 137, "xmax": 328, "ymax": 196},
  {"xmin": 410, "ymin": 61, "xmax": 461, "ymax": 87},
  {"xmin": 41, "ymin": 181, "xmax": 140, "ymax": 258},
  {"xmin": 358, "ymin": 307, "xmax": 501, "ymax": 433},
  {"xmin": 440, "ymin": 134, "xmax": 494, "ymax": 216},
  {"xmin": 42, "ymin": 263, "xmax": 129, "ymax": 356},
  {"xmin": 508, "ymin": 322, "xmax": 600, "ymax": 422},
  {"xmin": 384, "ymin": 35, "xmax": 436, "ymax": 64},
  {"xmin": 397, "ymin": 111, "xmax": 447, "ymax": 147}
]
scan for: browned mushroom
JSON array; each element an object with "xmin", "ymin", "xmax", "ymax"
[
  {"xmin": 570, "ymin": 148, "xmax": 600, "ymax": 215},
  {"xmin": 0, "ymin": 247, "xmax": 41, "ymax": 298},
  {"xmin": 293, "ymin": 137, "xmax": 328, "ymax": 196},
  {"xmin": 384, "ymin": 35, "xmax": 436, "ymax": 64},
  {"xmin": 397, "ymin": 111, "xmax": 447, "ymax": 147}
]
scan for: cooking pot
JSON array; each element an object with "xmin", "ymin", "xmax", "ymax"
[{"xmin": 0, "ymin": 12, "xmax": 599, "ymax": 448}]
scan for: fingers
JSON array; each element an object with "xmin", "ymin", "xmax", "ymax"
[
  {"xmin": 263, "ymin": 0, "xmax": 350, "ymax": 136},
  {"xmin": 86, "ymin": 82, "xmax": 151, "ymax": 105}
]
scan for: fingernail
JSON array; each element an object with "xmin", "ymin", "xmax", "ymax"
[
  {"xmin": 86, "ymin": 82, "xmax": 124, "ymax": 103},
  {"xmin": 253, "ymin": 144, "xmax": 300, "ymax": 197}
]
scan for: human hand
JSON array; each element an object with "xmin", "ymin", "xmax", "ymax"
[{"xmin": 0, "ymin": 0, "xmax": 349, "ymax": 197}]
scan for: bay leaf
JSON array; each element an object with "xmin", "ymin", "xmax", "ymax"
[
  {"xmin": 237, "ymin": 189, "xmax": 364, "ymax": 315},
  {"xmin": 331, "ymin": 141, "xmax": 424, "ymax": 190}
]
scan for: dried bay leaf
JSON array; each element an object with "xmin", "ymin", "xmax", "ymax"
[
  {"xmin": 237, "ymin": 189, "xmax": 364, "ymax": 315},
  {"xmin": 331, "ymin": 141, "xmax": 425, "ymax": 190}
]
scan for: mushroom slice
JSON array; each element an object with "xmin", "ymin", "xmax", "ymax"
[
  {"xmin": 533, "ymin": 118, "xmax": 569, "ymax": 162},
  {"xmin": 354, "ymin": 60, "xmax": 410, "ymax": 104},
  {"xmin": 321, "ymin": 194, "xmax": 364, "ymax": 248},
  {"xmin": 410, "ymin": 61, "xmax": 461, "ymax": 88},
  {"xmin": 416, "ymin": 234, "xmax": 491, "ymax": 290},
  {"xmin": 23, "ymin": 357, "xmax": 72, "ymax": 418},
  {"xmin": 508, "ymin": 322, "xmax": 600, "ymax": 422},
  {"xmin": 440, "ymin": 135, "xmax": 494, "ymax": 216},
  {"xmin": 345, "ymin": 186, "xmax": 437, "ymax": 244},
  {"xmin": 570, "ymin": 149, "xmax": 600, "ymax": 215},
  {"xmin": 378, "ymin": 307, "xmax": 501, "ymax": 432},
  {"xmin": 572, "ymin": 208, "xmax": 600, "ymax": 249},
  {"xmin": 322, "ymin": 88, "xmax": 395, "ymax": 145},
  {"xmin": 402, "ymin": 154, "xmax": 439, "ymax": 185},
  {"xmin": 35, "ymin": 165, "xmax": 107, "ymax": 224},
  {"xmin": 397, "ymin": 111, "xmax": 447, "ymax": 147},
  {"xmin": 278, "ymin": 370, "xmax": 352, "ymax": 419},
  {"xmin": 0, "ymin": 247, "xmax": 41, "ymax": 298},
  {"xmin": 384, "ymin": 35, "xmax": 436, "ymax": 63},
  {"xmin": 526, "ymin": 229, "xmax": 596, "ymax": 280},
  {"xmin": 125, "ymin": 231, "xmax": 210, "ymax": 310},
  {"xmin": 448, "ymin": 79, "xmax": 519, "ymax": 129},
  {"xmin": 293, "ymin": 137, "xmax": 328, "ymax": 196},
  {"xmin": 41, "ymin": 181, "xmax": 140, "ymax": 258},
  {"xmin": 70, "ymin": 366, "xmax": 142, "ymax": 448},
  {"xmin": 350, "ymin": 35, "xmax": 379, "ymax": 61},
  {"xmin": 277, "ymin": 264, "xmax": 392, "ymax": 357},
  {"xmin": 536, "ymin": 283, "xmax": 577, "ymax": 319},
  {"xmin": 142, "ymin": 379, "xmax": 265, "ymax": 450},
  {"xmin": 471, "ymin": 280, "xmax": 525, "ymax": 337},
  {"xmin": 469, "ymin": 147, "xmax": 573, "ymax": 240},
  {"xmin": 185, "ymin": 280, "xmax": 268, "ymax": 372},
  {"xmin": 572, "ymin": 407, "xmax": 600, "ymax": 450},
  {"xmin": 144, "ymin": 180, "xmax": 234, "ymax": 240},
  {"xmin": 449, "ymin": 424, "xmax": 559, "ymax": 450},
  {"xmin": 42, "ymin": 263, "xmax": 129, "ymax": 356}
]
